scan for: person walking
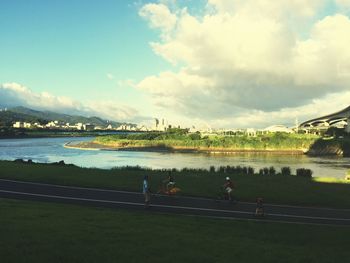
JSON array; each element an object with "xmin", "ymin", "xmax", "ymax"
[
  {"xmin": 143, "ymin": 175, "xmax": 151, "ymax": 208},
  {"xmin": 223, "ymin": 177, "xmax": 234, "ymax": 202}
]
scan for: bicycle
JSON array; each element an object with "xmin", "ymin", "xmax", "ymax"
[{"xmin": 157, "ymin": 178, "xmax": 181, "ymax": 196}]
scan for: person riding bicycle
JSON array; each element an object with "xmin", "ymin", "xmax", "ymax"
[
  {"xmin": 223, "ymin": 177, "xmax": 234, "ymax": 201},
  {"xmin": 165, "ymin": 172, "xmax": 176, "ymax": 191}
]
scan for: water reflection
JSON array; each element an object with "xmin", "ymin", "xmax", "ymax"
[{"xmin": 0, "ymin": 137, "xmax": 349, "ymax": 178}]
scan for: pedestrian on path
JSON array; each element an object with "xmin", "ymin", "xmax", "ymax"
[
  {"xmin": 223, "ymin": 177, "xmax": 234, "ymax": 202},
  {"xmin": 143, "ymin": 175, "xmax": 151, "ymax": 208}
]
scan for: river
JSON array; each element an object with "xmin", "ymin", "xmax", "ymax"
[{"xmin": 0, "ymin": 137, "xmax": 349, "ymax": 178}]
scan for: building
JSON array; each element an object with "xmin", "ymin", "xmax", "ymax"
[
  {"xmin": 263, "ymin": 125, "xmax": 293, "ymax": 133},
  {"xmin": 83, "ymin": 123, "xmax": 95, "ymax": 131},
  {"xmin": 246, "ymin": 128, "xmax": 256, "ymax": 137},
  {"xmin": 75, "ymin": 123, "xmax": 84, "ymax": 130},
  {"xmin": 13, "ymin": 121, "xmax": 32, "ymax": 129},
  {"xmin": 153, "ymin": 118, "xmax": 169, "ymax": 131},
  {"xmin": 46, "ymin": 121, "xmax": 58, "ymax": 128},
  {"xmin": 23, "ymin": 122, "xmax": 32, "ymax": 128},
  {"xmin": 33, "ymin": 122, "xmax": 44, "ymax": 128},
  {"xmin": 13, "ymin": 122, "xmax": 24, "ymax": 128}
]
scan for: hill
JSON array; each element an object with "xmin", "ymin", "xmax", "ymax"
[{"xmin": 0, "ymin": 106, "xmax": 131, "ymax": 127}]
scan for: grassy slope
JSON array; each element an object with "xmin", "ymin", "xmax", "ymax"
[
  {"xmin": 1, "ymin": 198, "xmax": 349, "ymax": 263},
  {"xmin": 1, "ymin": 161, "xmax": 349, "ymax": 208},
  {"xmin": 94, "ymin": 133, "xmax": 319, "ymax": 151}
]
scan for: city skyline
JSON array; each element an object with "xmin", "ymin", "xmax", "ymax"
[{"xmin": 1, "ymin": 0, "xmax": 350, "ymax": 129}]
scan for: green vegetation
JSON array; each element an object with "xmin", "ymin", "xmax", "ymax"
[
  {"xmin": 1, "ymin": 161, "xmax": 349, "ymax": 208},
  {"xmin": 0, "ymin": 127, "xmax": 25, "ymax": 137},
  {"xmin": 308, "ymin": 136, "xmax": 350, "ymax": 156},
  {"xmin": 95, "ymin": 131, "xmax": 319, "ymax": 152},
  {"xmin": 0, "ymin": 110, "xmax": 47, "ymax": 127},
  {"xmin": 1, "ymin": 198, "xmax": 349, "ymax": 263}
]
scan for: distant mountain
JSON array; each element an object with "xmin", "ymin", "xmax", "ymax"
[
  {"xmin": 0, "ymin": 110, "xmax": 47, "ymax": 126},
  {"xmin": 0, "ymin": 106, "xmax": 132, "ymax": 127}
]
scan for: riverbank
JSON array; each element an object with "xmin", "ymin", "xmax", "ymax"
[
  {"xmin": 64, "ymin": 141, "xmax": 115, "ymax": 151},
  {"xmin": 70, "ymin": 132, "xmax": 350, "ymax": 157},
  {"xmin": 1, "ymin": 160, "xmax": 349, "ymax": 208}
]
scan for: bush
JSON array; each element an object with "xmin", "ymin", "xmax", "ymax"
[
  {"xmin": 269, "ymin": 166, "xmax": 276, "ymax": 176},
  {"xmin": 188, "ymin": 132, "xmax": 201, "ymax": 140},
  {"xmin": 296, "ymin": 168, "xmax": 313, "ymax": 178},
  {"xmin": 209, "ymin": 166, "xmax": 216, "ymax": 173},
  {"xmin": 263, "ymin": 167, "xmax": 269, "ymax": 176},
  {"xmin": 247, "ymin": 167, "xmax": 254, "ymax": 175},
  {"xmin": 218, "ymin": 166, "xmax": 226, "ymax": 173},
  {"xmin": 281, "ymin": 167, "xmax": 291, "ymax": 176}
]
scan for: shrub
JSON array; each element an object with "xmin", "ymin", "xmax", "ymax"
[
  {"xmin": 218, "ymin": 166, "xmax": 226, "ymax": 173},
  {"xmin": 236, "ymin": 166, "xmax": 243, "ymax": 174},
  {"xmin": 269, "ymin": 166, "xmax": 276, "ymax": 176},
  {"xmin": 188, "ymin": 132, "xmax": 201, "ymax": 140},
  {"xmin": 209, "ymin": 166, "xmax": 216, "ymax": 173},
  {"xmin": 247, "ymin": 167, "xmax": 255, "ymax": 175},
  {"xmin": 281, "ymin": 167, "xmax": 291, "ymax": 176},
  {"xmin": 296, "ymin": 168, "xmax": 313, "ymax": 178},
  {"xmin": 263, "ymin": 167, "xmax": 269, "ymax": 176}
]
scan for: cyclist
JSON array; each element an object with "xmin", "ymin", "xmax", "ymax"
[{"xmin": 166, "ymin": 172, "xmax": 176, "ymax": 191}]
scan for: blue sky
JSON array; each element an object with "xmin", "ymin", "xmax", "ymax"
[
  {"xmin": 1, "ymin": 0, "xmax": 350, "ymax": 128},
  {"xmin": 0, "ymin": 1, "xmax": 167, "ymax": 100}
]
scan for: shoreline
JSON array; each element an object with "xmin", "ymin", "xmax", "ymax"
[{"xmin": 64, "ymin": 141, "xmax": 306, "ymax": 155}]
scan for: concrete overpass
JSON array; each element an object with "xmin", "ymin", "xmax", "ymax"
[{"xmin": 300, "ymin": 105, "xmax": 350, "ymax": 132}]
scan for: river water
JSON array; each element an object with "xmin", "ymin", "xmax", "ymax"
[{"xmin": 0, "ymin": 137, "xmax": 349, "ymax": 179}]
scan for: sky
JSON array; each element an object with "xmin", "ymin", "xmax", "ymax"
[{"xmin": 1, "ymin": 0, "xmax": 350, "ymax": 129}]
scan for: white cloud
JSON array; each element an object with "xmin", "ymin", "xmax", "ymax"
[
  {"xmin": 0, "ymin": 82, "xmax": 83, "ymax": 112},
  {"xmin": 0, "ymin": 82, "xmax": 139, "ymax": 121},
  {"xmin": 137, "ymin": 0, "xmax": 350, "ymax": 127},
  {"xmin": 139, "ymin": 3, "xmax": 177, "ymax": 36},
  {"xmin": 85, "ymin": 101, "xmax": 139, "ymax": 121}
]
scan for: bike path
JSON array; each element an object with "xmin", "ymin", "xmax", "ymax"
[{"xmin": 0, "ymin": 179, "xmax": 349, "ymax": 226}]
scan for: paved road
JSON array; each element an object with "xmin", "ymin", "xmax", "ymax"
[{"xmin": 1, "ymin": 179, "xmax": 349, "ymax": 226}]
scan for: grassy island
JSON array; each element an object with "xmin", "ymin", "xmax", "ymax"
[{"xmin": 93, "ymin": 130, "xmax": 319, "ymax": 153}]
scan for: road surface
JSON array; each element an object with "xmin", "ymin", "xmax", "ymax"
[{"xmin": 1, "ymin": 179, "xmax": 349, "ymax": 226}]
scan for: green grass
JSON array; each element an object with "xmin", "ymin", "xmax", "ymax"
[
  {"xmin": 95, "ymin": 132, "xmax": 319, "ymax": 151},
  {"xmin": 1, "ymin": 161, "xmax": 349, "ymax": 208},
  {"xmin": 1, "ymin": 198, "xmax": 349, "ymax": 263}
]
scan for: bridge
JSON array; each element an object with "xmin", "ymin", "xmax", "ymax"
[{"xmin": 299, "ymin": 105, "xmax": 350, "ymax": 132}]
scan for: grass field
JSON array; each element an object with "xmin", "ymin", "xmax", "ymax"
[
  {"xmin": 1, "ymin": 161, "xmax": 349, "ymax": 208},
  {"xmin": 1, "ymin": 198, "xmax": 349, "ymax": 263}
]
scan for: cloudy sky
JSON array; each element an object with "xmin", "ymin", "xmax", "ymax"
[{"xmin": 1, "ymin": 0, "xmax": 350, "ymax": 128}]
